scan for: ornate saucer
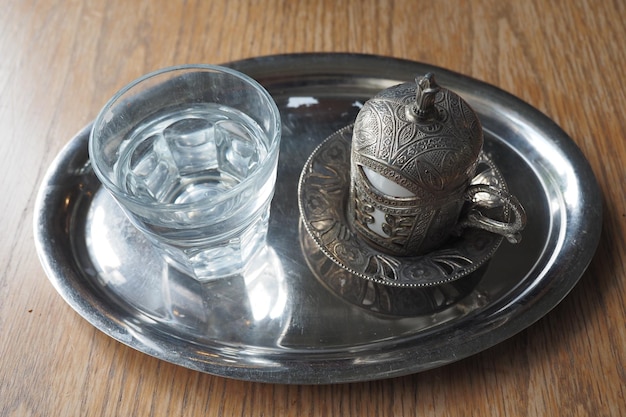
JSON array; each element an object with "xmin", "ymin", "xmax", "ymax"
[{"xmin": 298, "ymin": 124, "xmax": 510, "ymax": 287}]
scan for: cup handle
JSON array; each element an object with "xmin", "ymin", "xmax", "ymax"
[{"xmin": 458, "ymin": 184, "xmax": 527, "ymax": 243}]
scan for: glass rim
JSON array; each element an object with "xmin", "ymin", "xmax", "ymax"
[{"xmin": 88, "ymin": 64, "xmax": 281, "ymax": 212}]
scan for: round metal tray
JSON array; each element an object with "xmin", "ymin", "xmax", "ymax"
[{"xmin": 34, "ymin": 53, "xmax": 602, "ymax": 384}]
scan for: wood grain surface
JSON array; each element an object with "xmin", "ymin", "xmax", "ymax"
[{"xmin": 1, "ymin": 0, "xmax": 625, "ymax": 416}]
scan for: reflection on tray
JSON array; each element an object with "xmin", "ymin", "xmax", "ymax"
[{"xmin": 85, "ymin": 189, "xmax": 293, "ymax": 345}]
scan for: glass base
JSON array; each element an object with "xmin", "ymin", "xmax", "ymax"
[{"xmin": 157, "ymin": 210, "xmax": 270, "ymax": 281}]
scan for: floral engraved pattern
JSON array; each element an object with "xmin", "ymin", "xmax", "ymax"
[
  {"xmin": 381, "ymin": 213, "xmax": 413, "ymax": 246},
  {"xmin": 352, "ymin": 81, "xmax": 482, "ymax": 198},
  {"xmin": 299, "ymin": 221, "xmax": 481, "ymax": 316}
]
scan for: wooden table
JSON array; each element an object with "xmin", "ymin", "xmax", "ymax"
[{"xmin": 2, "ymin": 0, "xmax": 624, "ymax": 415}]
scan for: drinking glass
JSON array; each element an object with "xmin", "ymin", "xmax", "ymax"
[{"xmin": 89, "ymin": 64, "xmax": 281, "ymax": 281}]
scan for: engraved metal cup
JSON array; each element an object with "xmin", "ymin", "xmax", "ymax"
[{"xmin": 349, "ymin": 73, "xmax": 526, "ymax": 256}]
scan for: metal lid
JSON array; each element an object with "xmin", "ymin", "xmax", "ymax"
[{"xmin": 351, "ymin": 73, "xmax": 483, "ymax": 198}]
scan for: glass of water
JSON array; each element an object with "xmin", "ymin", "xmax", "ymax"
[{"xmin": 89, "ymin": 65, "xmax": 281, "ymax": 281}]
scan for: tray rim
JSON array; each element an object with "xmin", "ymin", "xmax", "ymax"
[{"xmin": 33, "ymin": 52, "xmax": 603, "ymax": 384}]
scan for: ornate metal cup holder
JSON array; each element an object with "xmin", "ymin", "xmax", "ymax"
[{"xmin": 298, "ymin": 124, "xmax": 510, "ymax": 287}]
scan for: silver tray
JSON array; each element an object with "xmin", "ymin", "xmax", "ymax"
[{"xmin": 34, "ymin": 53, "xmax": 602, "ymax": 384}]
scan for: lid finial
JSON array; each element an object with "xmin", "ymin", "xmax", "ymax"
[{"xmin": 413, "ymin": 73, "xmax": 440, "ymax": 119}]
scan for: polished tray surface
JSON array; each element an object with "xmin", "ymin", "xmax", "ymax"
[{"xmin": 34, "ymin": 53, "xmax": 602, "ymax": 384}]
